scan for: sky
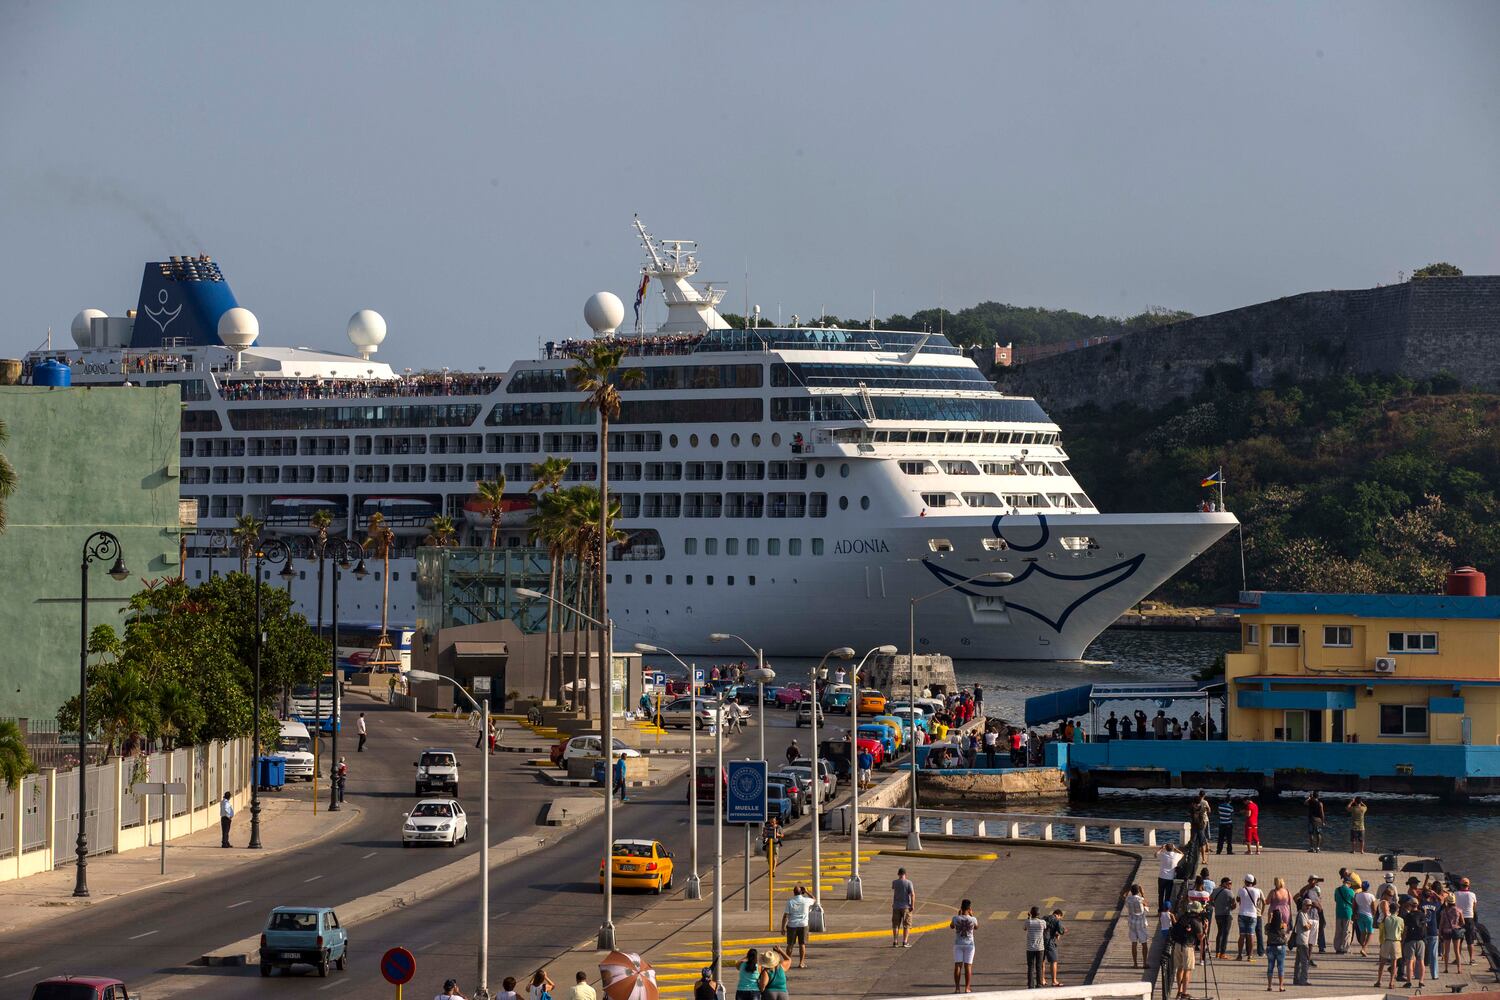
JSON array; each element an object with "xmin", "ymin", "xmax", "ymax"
[{"xmin": 2, "ymin": 1, "xmax": 1497, "ymax": 370}]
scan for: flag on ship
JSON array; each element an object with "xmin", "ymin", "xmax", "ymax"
[
  {"xmin": 632, "ymin": 273, "xmax": 649, "ymax": 327},
  {"xmin": 1200, "ymin": 468, "xmax": 1224, "ymax": 488}
]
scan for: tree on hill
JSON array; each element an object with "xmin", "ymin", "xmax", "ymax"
[
  {"xmin": 1412, "ymin": 262, "xmax": 1463, "ymax": 279},
  {"xmin": 0, "ymin": 417, "xmax": 15, "ymax": 535}
]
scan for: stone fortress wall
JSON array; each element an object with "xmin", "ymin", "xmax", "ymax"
[{"xmin": 998, "ymin": 276, "xmax": 1500, "ymax": 412}]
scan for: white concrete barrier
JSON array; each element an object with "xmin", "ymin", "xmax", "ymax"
[{"xmin": 844, "ymin": 804, "xmax": 1188, "ymax": 847}]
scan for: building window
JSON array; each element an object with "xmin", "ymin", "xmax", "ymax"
[
  {"xmin": 1269, "ymin": 625, "xmax": 1300, "ymax": 646},
  {"xmin": 684, "ymin": 538, "xmax": 697, "ymax": 555},
  {"xmin": 1245, "ymin": 624, "xmax": 1260, "ymax": 645},
  {"xmin": 1388, "ymin": 631, "xmax": 1437, "ymax": 653},
  {"xmin": 1323, "ymin": 626, "xmax": 1353, "ymax": 648},
  {"xmin": 1379, "ymin": 704, "xmax": 1428, "ymax": 737}
]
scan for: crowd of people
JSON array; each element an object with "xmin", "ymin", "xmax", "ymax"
[
  {"xmin": 545, "ymin": 333, "xmax": 706, "ymax": 359},
  {"xmin": 1102, "ymin": 708, "xmax": 1217, "ymax": 741},
  {"xmin": 217, "ymin": 372, "xmax": 505, "ymax": 401}
]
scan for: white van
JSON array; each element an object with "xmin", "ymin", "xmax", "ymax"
[{"xmin": 278, "ymin": 719, "xmax": 316, "ymax": 781}]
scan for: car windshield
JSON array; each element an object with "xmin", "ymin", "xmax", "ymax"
[
  {"xmin": 278, "ymin": 735, "xmax": 312, "ymax": 753},
  {"xmin": 420, "ymin": 753, "xmax": 455, "ymax": 767},
  {"xmin": 613, "ymin": 842, "xmax": 654, "ymax": 858},
  {"xmin": 412, "ymin": 802, "xmax": 453, "ymax": 817},
  {"xmin": 269, "ymin": 911, "xmax": 320, "ymax": 931},
  {"xmin": 30, "ymin": 986, "xmax": 101, "ymax": 1000}
]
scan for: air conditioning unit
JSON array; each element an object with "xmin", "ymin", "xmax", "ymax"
[{"xmin": 1374, "ymin": 657, "xmax": 1398, "ymax": 674}]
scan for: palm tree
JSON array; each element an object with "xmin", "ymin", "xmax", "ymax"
[
  {"xmin": 0, "ymin": 719, "xmax": 33, "ymax": 790},
  {"xmin": 570, "ymin": 343, "xmax": 642, "ymax": 718},
  {"xmin": 364, "ymin": 511, "xmax": 397, "ymax": 665},
  {"xmin": 424, "ymin": 514, "xmax": 457, "ymax": 547},
  {"xmin": 0, "ymin": 417, "xmax": 17, "ymax": 536},
  {"xmin": 529, "ymin": 457, "xmax": 571, "ymax": 702},
  {"xmin": 475, "ymin": 477, "xmax": 508, "ymax": 548},
  {"xmin": 232, "ymin": 513, "xmax": 264, "ymax": 573},
  {"xmin": 309, "ymin": 507, "xmax": 333, "ymax": 547}
]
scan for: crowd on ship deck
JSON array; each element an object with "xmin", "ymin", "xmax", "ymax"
[
  {"xmin": 545, "ymin": 334, "xmax": 705, "ymax": 359},
  {"xmin": 217, "ymin": 373, "xmax": 505, "ymax": 401}
]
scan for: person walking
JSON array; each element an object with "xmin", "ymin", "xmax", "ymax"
[
  {"xmin": 1291, "ymin": 895, "xmax": 1318, "ymax": 985},
  {"xmin": 1332, "ymin": 873, "xmax": 1356, "ymax": 954},
  {"xmin": 891, "ymin": 867, "xmax": 917, "ymax": 948},
  {"xmin": 1439, "ymin": 893, "xmax": 1465, "ymax": 974},
  {"xmin": 570, "ymin": 971, "xmax": 596, "ymax": 1000},
  {"xmin": 1346, "ymin": 796, "xmax": 1367, "ymax": 854},
  {"xmin": 357, "ymin": 712, "xmax": 367, "ymax": 752},
  {"xmin": 613, "ymin": 754, "xmax": 628, "ymax": 803},
  {"xmin": 781, "ymin": 885, "xmax": 813, "ymax": 968},
  {"xmin": 946, "ymin": 898, "xmax": 978, "ymax": 993},
  {"xmin": 756, "ymin": 946, "xmax": 790, "ymax": 1000},
  {"xmin": 1376, "ymin": 901, "xmax": 1405, "ymax": 989},
  {"xmin": 1304, "ymin": 791, "xmax": 1324, "ymax": 851},
  {"xmin": 1353, "ymin": 880, "xmax": 1376, "ymax": 957},
  {"xmin": 1189, "ymin": 791, "xmax": 1211, "ymax": 852},
  {"xmin": 858, "ymin": 747, "xmax": 874, "ymax": 789},
  {"xmin": 1043, "ymin": 908, "xmax": 1066, "ymax": 986},
  {"xmin": 435, "ymin": 978, "xmax": 466, "ymax": 1000},
  {"xmin": 1123, "ymin": 884, "xmax": 1152, "ymax": 968},
  {"xmin": 1024, "ymin": 905, "xmax": 1045, "ymax": 990},
  {"xmin": 785, "ymin": 740, "xmax": 800, "ymax": 767},
  {"xmin": 1209, "ymin": 877, "xmax": 1236, "ymax": 960},
  {"xmin": 219, "ymin": 792, "xmax": 235, "ymax": 848},
  {"xmin": 1265, "ymin": 909, "xmax": 1289, "ymax": 992},
  {"xmin": 1169, "ymin": 903, "xmax": 1200, "ymax": 999},
  {"xmin": 1155, "ymin": 842, "xmax": 1184, "ymax": 911},
  {"xmin": 336, "ymin": 756, "xmax": 348, "ymax": 802},
  {"xmin": 1400, "ymin": 896, "xmax": 1426, "ymax": 989},
  {"xmin": 1215, "ymin": 796, "xmax": 1236, "ymax": 855},
  {"xmin": 1454, "ymin": 877, "xmax": 1479, "ymax": 966},
  {"xmin": 733, "ymin": 949, "xmax": 761, "ymax": 1000},
  {"xmin": 1236, "ymin": 874, "xmax": 1264, "ymax": 962}
]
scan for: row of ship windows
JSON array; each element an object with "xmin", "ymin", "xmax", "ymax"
[
  {"xmin": 503, "ymin": 362, "xmax": 993, "ymax": 395},
  {"xmin": 920, "ymin": 492, "xmax": 1089, "ymax": 510},
  {"xmin": 901, "ymin": 460, "xmax": 1069, "ymax": 477},
  {"xmin": 608, "ymin": 573, "xmax": 759, "ymax": 588},
  {"xmin": 615, "ymin": 492, "xmax": 835, "ymax": 519}
]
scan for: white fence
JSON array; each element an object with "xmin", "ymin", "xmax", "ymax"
[
  {"xmin": 0, "ymin": 737, "xmax": 251, "ymax": 883},
  {"xmin": 845, "ymin": 805, "xmax": 1190, "ymax": 847}
]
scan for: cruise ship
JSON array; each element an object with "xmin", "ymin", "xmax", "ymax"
[{"xmin": 20, "ymin": 222, "xmax": 1236, "ymax": 660}]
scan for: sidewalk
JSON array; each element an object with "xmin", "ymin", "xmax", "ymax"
[
  {"xmin": 0, "ymin": 792, "xmax": 361, "ymax": 935},
  {"xmin": 1096, "ymin": 845, "xmax": 1496, "ymax": 995},
  {"xmin": 552, "ymin": 835, "xmax": 1139, "ymax": 999}
]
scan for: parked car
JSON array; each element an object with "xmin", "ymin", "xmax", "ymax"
[
  {"xmin": 857, "ymin": 689, "xmax": 887, "ymax": 715},
  {"xmin": 258, "ymin": 906, "xmax": 348, "ymax": 977},
  {"xmin": 915, "ymin": 697, "xmax": 947, "ymax": 717},
  {"xmin": 770, "ymin": 769, "xmax": 811, "ymax": 809},
  {"xmin": 402, "ymin": 798, "xmax": 468, "ymax": 847},
  {"xmin": 688, "ymin": 762, "xmax": 728, "ymax": 803},
  {"xmin": 789, "ymin": 757, "xmax": 838, "ymax": 797},
  {"xmin": 29, "ymin": 977, "xmax": 134, "ymax": 1000},
  {"xmin": 733, "ymin": 685, "xmax": 761, "ymax": 706},
  {"xmin": 277, "ymin": 719, "xmax": 315, "ymax": 781},
  {"xmin": 765, "ymin": 776, "xmax": 800, "ymax": 820},
  {"xmin": 660, "ymin": 697, "xmax": 726, "ymax": 730},
  {"xmin": 776, "ymin": 766, "xmax": 827, "ymax": 807},
  {"xmin": 857, "ymin": 724, "xmax": 897, "ymax": 759},
  {"xmin": 761, "ymin": 685, "xmax": 782, "ymax": 706},
  {"xmin": 886, "ymin": 706, "xmax": 931, "ymax": 734},
  {"xmin": 774, "ymin": 684, "xmax": 808, "ymax": 709},
  {"xmin": 560, "ymin": 735, "xmax": 641, "ymax": 764},
  {"xmin": 413, "ymin": 748, "xmax": 459, "ymax": 796},
  {"xmin": 600, "ymin": 838, "xmax": 674, "ymax": 893},
  {"xmin": 821, "ymin": 684, "xmax": 854, "ymax": 712},
  {"xmin": 870, "ymin": 716, "xmax": 907, "ymax": 750},
  {"xmin": 549, "ymin": 737, "xmax": 572, "ymax": 766},
  {"xmin": 795, "ymin": 700, "xmax": 825, "ymax": 728}
]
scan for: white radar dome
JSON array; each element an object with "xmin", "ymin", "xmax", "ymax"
[
  {"xmin": 584, "ymin": 291, "xmax": 625, "ymax": 336},
  {"xmin": 72, "ymin": 309, "xmax": 107, "ymax": 349},
  {"xmin": 218, "ymin": 307, "xmax": 259, "ymax": 348},
  {"xmin": 347, "ymin": 309, "xmax": 387, "ymax": 360}
]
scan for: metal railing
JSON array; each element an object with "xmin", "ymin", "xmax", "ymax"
[{"xmin": 847, "ymin": 804, "xmax": 1190, "ymax": 847}]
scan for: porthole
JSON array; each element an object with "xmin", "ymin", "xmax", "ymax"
[
  {"xmin": 771, "ymin": 433, "xmax": 781, "ymax": 447},
  {"xmin": 840, "ymin": 463, "xmax": 850, "ymax": 478},
  {"xmin": 731, "ymin": 433, "xmax": 741, "ymax": 447},
  {"xmin": 838, "ymin": 496, "xmax": 849, "ymax": 510},
  {"xmin": 690, "ymin": 434, "xmax": 699, "ymax": 447},
  {"xmin": 711, "ymin": 433, "xmax": 720, "ymax": 447},
  {"xmin": 815, "ymin": 464, "xmax": 826, "ymax": 478},
  {"xmin": 752, "ymin": 433, "xmax": 762, "ymax": 446},
  {"xmin": 670, "ymin": 434, "xmax": 679, "ymax": 448},
  {"xmin": 861, "ymin": 496, "xmax": 871, "ymax": 510}
]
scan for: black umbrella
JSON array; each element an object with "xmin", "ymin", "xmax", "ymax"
[{"xmin": 1401, "ymin": 858, "xmax": 1446, "ymax": 873}]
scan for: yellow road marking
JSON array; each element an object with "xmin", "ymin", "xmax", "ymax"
[
  {"xmin": 1076, "ymin": 910, "xmax": 1093, "ymax": 919},
  {"xmin": 989, "ymin": 910, "xmax": 1009, "ymax": 920},
  {"xmin": 679, "ymin": 919, "xmax": 952, "ymax": 953}
]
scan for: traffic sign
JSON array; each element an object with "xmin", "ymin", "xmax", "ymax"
[
  {"xmin": 381, "ymin": 946, "xmax": 416, "ymax": 986},
  {"xmin": 726, "ymin": 759, "xmax": 767, "ymax": 824},
  {"xmin": 694, "ymin": 667, "xmax": 706, "ymax": 682},
  {"xmin": 651, "ymin": 671, "xmax": 667, "ymax": 687}
]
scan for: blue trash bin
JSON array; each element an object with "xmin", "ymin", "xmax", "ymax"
[{"xmin": 256, "ymin": 755, "xmax": 287, "ymax": 791}]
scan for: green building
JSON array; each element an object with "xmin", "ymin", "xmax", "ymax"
[{"xmin": 0, "ymin": 385, "xmax": 182, "ymax": 723}]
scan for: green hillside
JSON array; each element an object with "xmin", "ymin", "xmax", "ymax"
[{"xmin": 1058, "ymin": 372, "xmax": 1500, "ymax": 604}]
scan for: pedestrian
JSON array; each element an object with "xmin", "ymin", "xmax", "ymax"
[
  {"xmin": 857, "ymin": 748, "xmax": 873, "ymax": 789},
  {"xmin": 1008, "ymin": 728, "xmax": 1023, "ymax": 767},
  {"xmin": 1265, "ymin": 908, "xmax": 1288, "ymax": 992},
  {"xmin": 388, "ymin": 673, "xmax": 398, "ymax": 703},
  {"xmin": 1186, "ymin": 876, "xmax": 1211, "ymax": 913},
  {"xmin": 1243, "ymin": 796, "xmax": 1262, "ymax": 855},
  {"xmin": 1024, "ymin": 904, "xmax": 1045, "ymax": 990},
  {"xmin": 219, "ymin": 791, "xmax": 234, "ymax": 848},
  {"xmin": 781, "ymin": 885, "xmax": 813, "ymax": 968},
  {"xmin": 733, "ymin": 949, "xmax": 760, "ymax": 1000},
  {"xmin": 571, "ymin": 971, "xmax": 596, "ymax": 1000},
  {"xmin": 1400, "ymin": 896, "xmax": 1426, "ymax": 989},
  {"xmin": 1291, "ymin": 896, "xmax": 1318, "ymax": 985},
  {"xmin": 762, "ymin": 817, "xmax": 783, "ymax": 858},
  {"xmin": 1120, "ymin": 715, "xmax": 1134, "ymax": 740},
  {"xmin": 693, "ymin": 967, "xmax": 719, "ymax": 1000},
  {"xmin": 891, "ymin": 867, "xmax": 916, "ymax": 948},
  {"xmin": 973, "ymin": 684, "xmax": 983, "ymax": 711},
  {"xmin": 1294, "ymin": 874, "xmax": 1327, "ymax": 955},
  {"xmin": 1333, "ymin": 872, "xmax": 1356, "ymax": 954},
  {"xmin": 1123, "ymin": 884, "xmax": 1152, "ymax": 967},
  {"xmin": 1152, "ymin": 710, "xmax": 1168, "ymax": 739},
  {"xmin": 614, "ymin": 754, "xmax": 628, "ymax": 803},
  {"xmin": 1266, "ymin": 877, "xmax": 1293, "ymax": 929},
  {"xmin": 1155, "ymin": 842, "xmax": 1184, "ymax": 911},
  {"xmin": 336, "ymin": 756, "xmax": 347, "ymax": 802},
  {"xmin": 982, "ymin": 727, "xmax": 997, "ymax": 769},
  {"xmin": 435, "ymin": 978, "xmax": 465, "ymax": 1000},
  {"xmin": 1439, "ymin": 893, "xmax": 1465, "ymax": 973},
  {"xmin": 496, "ymin": 977, "xmax": 520, "ymax": 1000},
  {"xmin": 1189, "ymin": 791, "xmax": 1211, "ymax": 852},
  {"xmin": 1209, "ymin": 877, "xmax": 1236, "ymax": 960},
  {"xmin": 1421, "ymin": 884, "xmax": 1442, "ymax": 982},
  {"xmin": 1353, "ymin": 880, "xmax": 1376, "ymax": 957},
  {"xmin": 1044, "ymin": 907, "xmax": 1066, "ymax": 986},
  {"xmin": 1105, "ymin": 711, "xmax": 1119, "ymax": 741},
  {"xmin": 1169, "ymin": 902, "xmax": 1200, "ymax": 999},
  {"xmin": 1236, "ymin": 874, "xmax": 1264, "ymax": 962},
  {"xmin": 1215, "ymin": 796, "xmax": 1236, "ymax": 855},
  {"xmin": 357, "ymin": 712, "xmax": 367, "ymax": 752},
  {"xmin": 756, "ymin": 946, "xmax": 790, "ymax": 1000},
  {"xmin": 785, "ymin": 740, "xmax": 800, "ymax": 767},
  {"xmin": 1304, "ymin": 790, "xmax": 1324, "ymax": 851},
  {"xmin": 526, "ymin": 969, "xmax": 555, "ymax": 1000},
  {"xmin": 1346, "ymin": 796, "xmax": 1367, "ymax": 854},
  {"xmin": 1376, "ymin": 901, "xmax": 1405, "ymax": 989},
  {"xmin": 1455, "ymin": 876, "xmax": 1479, "ymax": 965}
]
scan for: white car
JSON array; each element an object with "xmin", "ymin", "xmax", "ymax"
[
  {"xmin": 789, "ymin": 757, "xmax": 838, "ymax": 797},
  {"xmin": 562, "ymin": 736, "xmax": 642, "ymax": 763},
  {"xmin": 402, "ymin": 798, "xmax": 468, "ymax": 848},
  {"xmin": 414, "ymin": 749, "xmax": 460, "ymax": 797},
  {"xmin": 777, "ymin": 765, "xmax": 830, "ymax": 805},
  {"xmin": 795, "ymin": 701, "xmax": 825, "ymax": 728},
  {"xmin": 661, "ymin": 698, "xmax": 726, "ymax": 730}
]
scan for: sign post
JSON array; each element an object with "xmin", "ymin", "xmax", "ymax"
[
  {"xmin": 131, "ymin": 781, "xmax": 186, "ymax": 874},
  {"xmin": 727, "ymin": 760, "xmax": 767, "ymax": 925},
  {"xmin": 381, "ymin": 946, "xmax": 416, "ymax": 1000}
]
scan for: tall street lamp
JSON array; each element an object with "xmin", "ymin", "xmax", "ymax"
[
  {"xmin": 906, "ymin": 570, "xmax": 1012, "ymax": 849},
  {"xmin": 251, "ymin": 537, "xmax": 293, "ymax": 849},
  {"xmin": 205, "ymin": 528, "xmax": 228, "ymax": 581},
  {"xmin": 634, "ymin": 642, "xmax": 703, "ymax": 900},
  {"xmin": 409, "ymin": 670, "xmax": 490, "ymax": 999},
  {"xmin": 708, "ymin": 633, "xmax": 771, "ymax": 763},
  {"xmin": 324, "ymin": 538, "xmax": 367, "ymax": 810},
  {"xmin": 75, "ymin": 531, "xmax": 129, "ymax": 897},
  {"xmin": 846, "ymin": 643, "xmax": 897, "ymax": 900},
  {"xmin": 808, "ymin": 645, "xmax": 854, "ymax": 932},
  {"xmin": 516, "ymin": 586, "xmax": 617, "ymax": 950}
]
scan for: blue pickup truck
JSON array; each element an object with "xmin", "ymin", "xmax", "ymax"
[{"xmin": 259, "ymin": 906, "xmax": 348, "ymax": 977}]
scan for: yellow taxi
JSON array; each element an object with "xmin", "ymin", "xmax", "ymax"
[
  {"xmin": 600, "ymin": 838, "xmax": 675, "ymax": 894},
  {"xmin": 857, "ymin": 689, "xmax": 887, "ymax": 715}
]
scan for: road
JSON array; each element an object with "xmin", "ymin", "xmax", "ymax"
[{"xmin": 6, "ymin": 697, "xmax": 851, "ymax": 997}]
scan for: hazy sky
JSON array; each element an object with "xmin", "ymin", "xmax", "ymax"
[{"xmin": 2, "ymin": 1, "xmax": 1496, "ymax": 370}]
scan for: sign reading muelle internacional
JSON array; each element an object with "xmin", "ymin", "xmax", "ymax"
[{"xmin": 726, "ymin": 760, "xmax": 767, "ymax": 824}]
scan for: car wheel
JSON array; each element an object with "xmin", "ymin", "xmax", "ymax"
[
  {"xmin": 414, "ymin": 786, "xmax": 422, "ymax": 796},
  {"xmin": 448, "ymin": 833, "xmax": 458, "ymax": 847},
  {"xmin": 260, "ymin": 964, "xmax": 271, "ymax": 978},
  {"xmin": 336, "ymin": 949, "xmax": 348, "ymax": 972},
  {"xmin": 402, "ymin": 840, "xmax": 412, "ymax": 848},
  {"xmin": 653, "ymin": 878, "xmax": 663, "ymax": 895},
  {"xmin": 318, "ymin": 953, "xmax": 329, "ymax": 978}
]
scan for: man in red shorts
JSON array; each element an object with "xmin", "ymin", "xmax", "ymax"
[{"xmin": 1244, "ymin": 796, "xmax": 1262, "ymax": 855}]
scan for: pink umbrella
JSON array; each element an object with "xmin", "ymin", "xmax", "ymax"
[{"xmin": 599, "ymin": 950, "xmax": 659, "ymax": 1000}]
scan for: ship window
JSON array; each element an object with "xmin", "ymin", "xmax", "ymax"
[
  {"xmin": 815, "ymin": 464, "xmax": 826, "ymax": 478},
  {"xmin": 788, "ymin": 539, "xmax": 802, "ymax": 556},
  {"xmin": 686, "ymin": 575, "xmax": 693, "ymax": 585},
  {"xmin": 645, "ymin": 575, "xmax": 652, "ymax": 584},
  {"xmin": 704, "ymin": 538, "xmax": 718, "ymax": 556},
  {"xmin": 727, "ymin": 576, "xmax": 734, "ymax": 586},
  {"xmin": 731, "ymin": 433, "xmax": 740, "ymax": 447},
  {"xmin": 690, "ymin": 434, "xmax": 699, "ymax": 447},
  {"xmin": 981, "ymin": 537, "xmax": 1008, "ymax": 551},
  {"xmin": 1059, "ymin": 535, "xmax": 1098, "ymax": 551},
  {"xmin": 771, "ymin": 433, "xmax": 781, "ymax": 447},
  {"xmin": 860, "ymin": 496, "xmax": 870, "ymax": 510},
  {"xmin": 928, "ymin": 538, "xmax": 954, "ymax": 552},
  {"xmin": 624, "ymin": 575, "xmax": 632, "ymax": 584},
  {"xmin": 838, "ymin": 496, "xmax": 849, "ymax": 510},
  {"xmin": 812, "ymin": 538, "xmax": 824, "ymax": 555},
  {"xmin": 684, "ymin": 538, "xmax": 697, "ymax": 555},
  {"xmin": 746, "ymin": 538, "xmax": 759, "ymax": 555},
  {"xmin": 767, "ymin": 538, "xmax": 781, "ymax": 556},
  {"xmin": 622, "ymin": 398, "xmax": 763, "ymax": 424},
  {"xmin": 749, "ymin": 575, "xmax": 756, "ymax": 585},
  {"xmin": 711, "ymin": 434, "xmax": 720, "ymax": 447},
  {"xmin": 725, "ymin": 538, "xmax": 738, "ymax": 555},
  {"xmin": 840, "ymin": 463, "xmax": 850, "ymax": 477},
  {"xmin": 752, "ymin": 433, "xmax": 761, "ymax": 446},
  {"xmin": 670, "ymin": 434, "xmax": 679, "ymax": 447},
  {"xmin": 706, "ymin": 576, "xmax": 714, "ymax": 586}
]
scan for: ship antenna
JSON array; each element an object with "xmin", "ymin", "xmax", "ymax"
[{"xmin": 634, "ymin": 214, "xmax": 666, "ymax": 271}]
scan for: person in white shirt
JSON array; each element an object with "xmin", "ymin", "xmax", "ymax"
[
  {"xmin": 357, "ymin": 713, "xmax": 368, "ymax": 752},
  {"xmin": 1455, "ymin": 878, "xmax": 1479, "ymax": 963},
  {"xmin": 1353, "ymin": 881, "xmax": 1377, "ymax": 957},
  {"xmin": 781, "ymin": 885, "xmax": 815, "ymax": 968},
  {"xmin": 435, "ymin": 979, "xmax": 465, "ymax": 1000},
  {"xmin": 494, "ymin": 977, "xmax": 520, "ymax": 1000},
  {"xmin": 1236, "ymin": 874, "xmax": 1264, "ymax": 961},
  {"xmin": 569, "ymin": 970, "xmax": 596, "ymax": 1000},
  {"xmin": 1155, "ymin": 843, "xmax": 1184, "ymax": 910},
  {"xmin": 219, "ymin": 792, "xmax": 234, "ymax": 848}
]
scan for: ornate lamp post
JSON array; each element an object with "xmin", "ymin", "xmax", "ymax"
[
  {"xmin": 250, "ymin": 537, "xmax": 293, "ymax": 848},
  {"xmin": 846, "ymin": 643, "xmax": 897, "ymax": 900},
  {"xmin": 205, "ymin": 528, "xmax": 229, "ymax": 580},
  {"xmin": 75, "ymin": 531, "xmax": 129, "ymax": 897}
]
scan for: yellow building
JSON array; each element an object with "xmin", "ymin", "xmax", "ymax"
[{"xmin": 1224, "ymin": 588, "xmax": 1500, "ymax": 746}]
